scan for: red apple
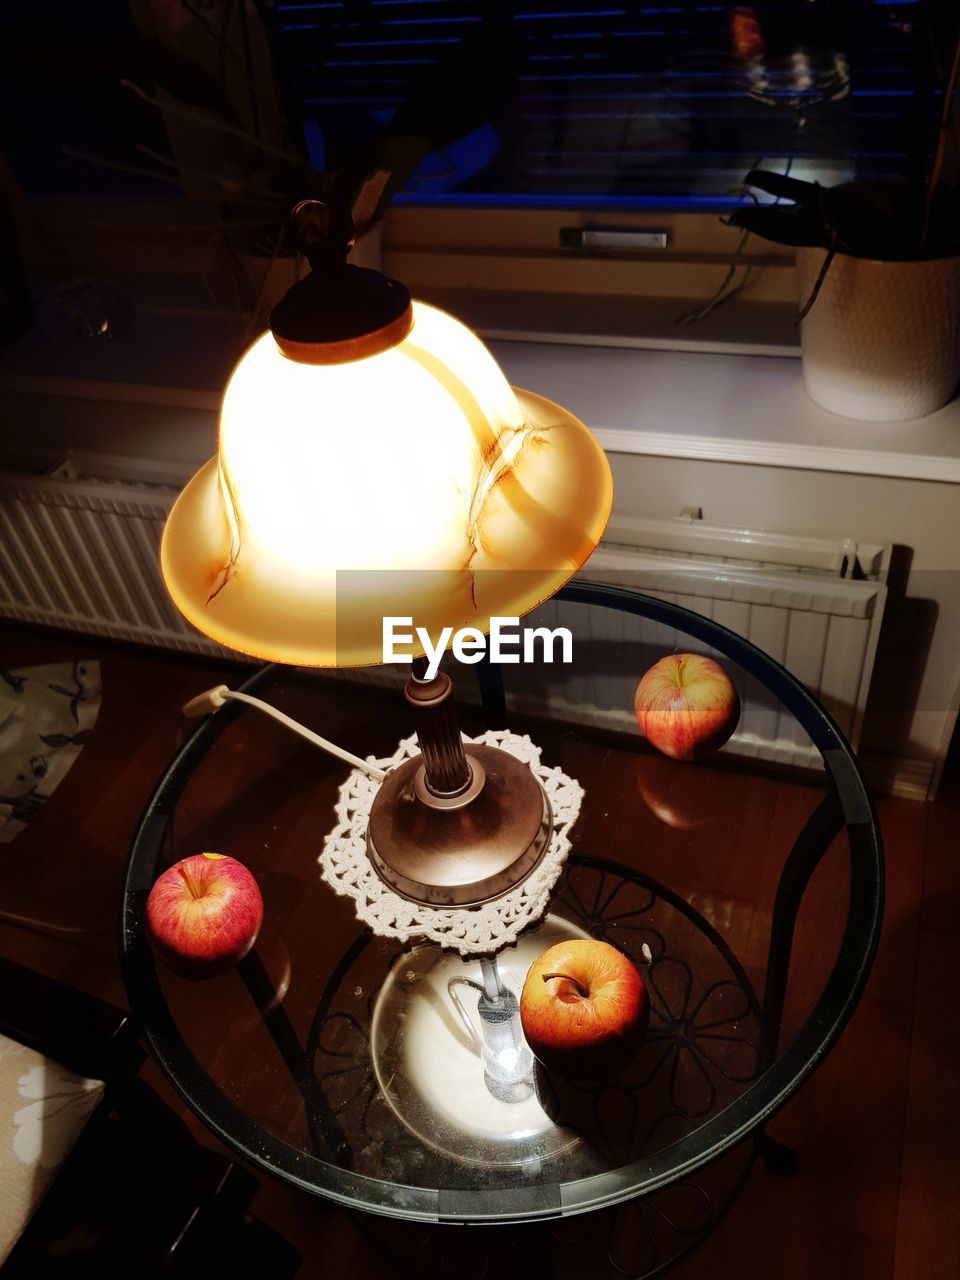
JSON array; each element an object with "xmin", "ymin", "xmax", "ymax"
[
  {"xmin": 145, "ymin": 853, "xmax": 263, "ymax": 979},
  {"xmin": 519, "ymin": 939, "xmax": 649, "ymax": 1081},
  {"xmin": 634, "ymin": 653, "xmax": 740, "ymax": 762}
]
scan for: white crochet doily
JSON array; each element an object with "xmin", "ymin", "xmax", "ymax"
[{"xmin": 319, "ymin": 729, "xmax": 583, "ymax": 955}]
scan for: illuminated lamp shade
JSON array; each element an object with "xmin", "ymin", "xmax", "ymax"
[{"xmin": 161, "ymin": 300, "xmax": 612, "ymax": 666}]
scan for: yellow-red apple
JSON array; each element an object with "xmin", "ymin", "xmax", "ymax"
[
  {"xmin": 519, "ymin": 939, "xmax": 648, "ymax": 1081},
  {"xmin": 145, "ymin": 852, "xmax": 263, "ymax": 979},
  {"xmin": 634, "ymin": 653, "xmax": 739, "ymax": 761}
]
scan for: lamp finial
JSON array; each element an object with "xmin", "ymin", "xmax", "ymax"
[{"xmin": 269, "ymin": 199, "xmax": 412, "ymax": 364}]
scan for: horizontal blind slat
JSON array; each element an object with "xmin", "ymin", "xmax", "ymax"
[{"xmin": 278, "ymin": 1, "xmax": 929, "ymax": 204}]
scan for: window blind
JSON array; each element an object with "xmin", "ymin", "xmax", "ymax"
[{"xmin": 273, "ymin": 1, "xmax": 926, "ymax": 207}]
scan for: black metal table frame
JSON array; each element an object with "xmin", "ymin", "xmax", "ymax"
[{"xmin": 120, "ymin": 582, "xmax": 884, "ymax": 1224}]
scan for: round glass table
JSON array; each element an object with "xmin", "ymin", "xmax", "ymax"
[{"xmin": 121, "ymin": 583, "xmax": 883, "ymax": 1273}]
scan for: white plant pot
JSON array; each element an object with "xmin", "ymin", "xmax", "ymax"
[{"xmin": 795, "ymin": 247, "xmax": 960, "ymax": 421}]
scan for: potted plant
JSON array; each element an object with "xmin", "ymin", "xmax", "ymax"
[{"xmin": 728, "ymin": 20, "xmax": 960, "ymax": 422}]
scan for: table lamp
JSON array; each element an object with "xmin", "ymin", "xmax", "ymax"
[{"xmin": 161, "ymin": 199, "xmax": 612, "ymax": 909}]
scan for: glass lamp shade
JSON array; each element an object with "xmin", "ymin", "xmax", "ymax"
[{"xmin": 161, "ymin": 300, "xmax": 612, "ymax": 666}]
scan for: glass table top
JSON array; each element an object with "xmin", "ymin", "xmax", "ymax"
[{"xmin": 121, "ymin": 583, "xmax": 882, "ymax": 1224}]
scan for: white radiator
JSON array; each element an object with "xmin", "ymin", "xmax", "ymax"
[
  {"xmin": 339, "ymin": 514, "xmax": 889, "ymax": 771},
  {"xmin": 0, "ymin": 462, "xmax": 888, "ymax": 771},
  {"xmin": 0, "ymin": 464, "xmax": 234, "ymax": 660},
  {"xmin": 525, "ymin": 514, "xmax": 889, "ymax": 769}
]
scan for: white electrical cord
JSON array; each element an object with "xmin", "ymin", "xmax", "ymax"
[{"xmin": 181, "ymin": 685, "xmax": 387, "ymax": 780}]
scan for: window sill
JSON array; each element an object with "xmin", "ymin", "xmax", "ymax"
[
  {"xmin": 489, "ymin": 339, "xmax": 960, "ymax": 486},
  {"xmin": 417, "ymin": 289, "xmax": 801, "ymax": 357},
  {"xmin": 1, "ymin": 304, "xmax": 959, "ymax": 486}
]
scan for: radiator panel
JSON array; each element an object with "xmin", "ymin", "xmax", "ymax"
[
  {"xmin": 0, "ymin": 474, "xmax": 233, "ymax": 660},
  {"xmin": 0, "ymin": 470, "xmax": 888, "ymax": 770}
]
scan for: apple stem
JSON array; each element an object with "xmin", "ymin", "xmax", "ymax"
[
  {"xmin": 178, "ymin": 862, "xmax": 202, "ymax": 900},
  {"xmin": 542, "ymin": 971, "xmax": 590, "ymax": 999}
]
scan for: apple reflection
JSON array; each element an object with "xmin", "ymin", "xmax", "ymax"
[{"xmin": 635, "ymin": 755, "xmax": 720, "ymax": 831}]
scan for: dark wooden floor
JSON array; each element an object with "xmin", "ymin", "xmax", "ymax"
[{"xmin": 1, "ymin": 624, "xmax": 957, "ymax": 1280}]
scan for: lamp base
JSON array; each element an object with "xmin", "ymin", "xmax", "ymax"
[{"xmin": 366, "ymin": 744, "xmax": 553, "ymax": 907}]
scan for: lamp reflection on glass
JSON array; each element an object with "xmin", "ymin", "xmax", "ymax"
[{"xmin": 161, "ymin": 198, "xmax": 612, "ymax": 909}]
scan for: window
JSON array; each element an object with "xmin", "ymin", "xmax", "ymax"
[
  {"xmin": 275, "ymin": 1, "xmax": 923, "ymax": 210},
  {"xmin": 267, "ymin": 0, "xmax": 935, "ymax": 329},
  {"xmin": 0, "ymin": 2, "xmax": 937, "ymax": 345}
]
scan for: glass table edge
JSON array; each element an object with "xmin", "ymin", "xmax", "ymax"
[{"xmin": 118, "ymin": 583, "xmax": 885, "ymax": 1221}]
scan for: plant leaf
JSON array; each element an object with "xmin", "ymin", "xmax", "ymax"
[
  {"xmin": 742, "ymin": 169, "xmax": 824, "ymax": 208},
  {"xmin": 726, "ymin": 205, "xmax": 829, "ymax": 248}
]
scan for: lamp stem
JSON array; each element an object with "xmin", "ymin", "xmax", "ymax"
[{"xmin": 405, "ymin": 663, "xmax": 472, "ymax": 797}]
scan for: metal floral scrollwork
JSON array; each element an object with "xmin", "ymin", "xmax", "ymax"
[{"xmin": 307, "ymin": 853, "xmax": 763, "ymax": 1277}]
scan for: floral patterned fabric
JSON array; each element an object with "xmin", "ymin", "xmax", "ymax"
[
  {"xmin": 0, "ymin": 1033, "xmax": 104, "ymax": 1263},
  {"xmin": 0, "ymin": 661, "xmax": 101, "ymax": 844}
]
